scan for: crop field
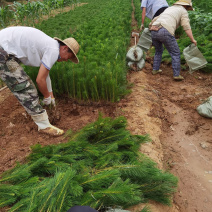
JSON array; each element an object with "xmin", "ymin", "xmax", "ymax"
[
  {"xmin": 0, "ymin": 0, "xmax": 211, "ymax": 97},
  {"xmin": 1, "ymin": 0, "xmax": 132, "ymax": 101},
  {"xmin": 0, "ymin": 0, "xmax": 212, "ymax": 211}
]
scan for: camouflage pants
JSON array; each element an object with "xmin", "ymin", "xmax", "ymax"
[{"xmin": 0, "ymin": 53, "xmax": 44, "ymax": 116}]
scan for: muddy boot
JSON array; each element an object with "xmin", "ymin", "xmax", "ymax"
[
  {"xmin": 31, "ymin": 110, "xmax": 64, "ymax": 136},
  {"xmin": 173, "ymin": 75, "xmax": 184, "ymax": 81},
  {"xmin": 152, "ymin": 69, "xmax": 162, "ymax": 75}
]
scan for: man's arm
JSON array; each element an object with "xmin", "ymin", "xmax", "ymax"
[
  {"xmin": 185, "ymin": 29, "xmax": 197, "ymax": 46},
  {"xmin": 140, "ymin": 7, "xmax": 146, "ymax": 31},
  {"xmin": 36, "ymin": 64, "xmax": 50, "ymax": 98},
  {"xmin": 46, "ymin": 73, "xmax": 54, "ymax": 98},
  {"xmin": 142, "ymin": 7, "xmax": 146, "ymax": 26}
]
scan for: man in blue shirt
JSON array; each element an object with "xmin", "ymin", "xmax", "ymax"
[{"xmin": 140, "ymin": 0, "xmax": 169, "ymax": 30}]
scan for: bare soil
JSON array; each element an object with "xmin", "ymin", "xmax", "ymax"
[{"xmin": 1, "ymin": 2, "xmax": 212, "ymax": 212}]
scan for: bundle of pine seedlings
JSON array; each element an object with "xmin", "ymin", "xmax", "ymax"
[{"xmin": 0, "ymin": 115, "xmax": 178, "ymax": 212}]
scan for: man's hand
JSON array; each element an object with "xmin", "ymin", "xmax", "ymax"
[
  {"xmin": 140, "ymin": 24, "xmax": 144, "ymax": 31},
  {"xmin": 185, "ymin": 29, "xmax": 197, "ymax": 46},
  {"xmin": 192, "ymin": 39, "xmax": 197, "ymax": 46}
]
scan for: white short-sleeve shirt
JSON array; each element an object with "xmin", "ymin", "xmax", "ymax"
[{"xmin": 0, "ymin": 26, "xmax": 59, "ymax": 70}]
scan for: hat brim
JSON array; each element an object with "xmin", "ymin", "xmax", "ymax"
[
  {"xmin": 174, "ymin": 2, "xmax": 194, "ymax": 11},
  {"xmin": 54, "ymin": 37, "xmax": 79, "ymax": 64}
]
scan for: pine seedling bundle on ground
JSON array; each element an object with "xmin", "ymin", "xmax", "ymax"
[{"xmin": 0, "ymin": 115, "xmax": 178, "ymax": 212}]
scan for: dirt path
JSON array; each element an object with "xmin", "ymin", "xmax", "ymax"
[
  {"xmin": 126, "ymin": 63, "xmax": 212, "ymax": 212},
  {"xmin": 145, "ymin": 65, "xmax": 212, "ymax": 212}
]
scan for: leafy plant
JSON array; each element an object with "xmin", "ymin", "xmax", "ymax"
[{"xmin": 0, "ymin": 5, "xmax": 13, "ymax": 27}]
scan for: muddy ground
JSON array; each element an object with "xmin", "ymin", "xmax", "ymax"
[{"xmin": 1, "ymin": 2, "xmax": 212, "ymax": 212}]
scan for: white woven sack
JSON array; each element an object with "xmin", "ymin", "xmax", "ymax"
[
  {"xmin": 183, "ymin": 44, "xmax": 208, "ymax": 73},
  {"xmin": 126, "ymin": 46, "xmax": 143, "ymax": 62},
  {"xmin": 128, "ymin": 58, "xmax": 145, "ymax": 71},
  {"xmin": 197, "ymin": 96, "xmax": 212, "ymax": 118},
  {"xmin": 137, "ymin": 28, "xmax": 152, "ymax": 52}
]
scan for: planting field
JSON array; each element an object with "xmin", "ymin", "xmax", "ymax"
[{"xmin": 0, "ymin": 0, "xmax": 212, "ymax": 212}]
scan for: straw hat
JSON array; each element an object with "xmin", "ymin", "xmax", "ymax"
[
  {"xmin": 174, "ymin": 0, "xmax": 194, "ymax": 10},
  {"xmin": 54, "ymin": 37, "xmax": 80, "ymax": 63}
]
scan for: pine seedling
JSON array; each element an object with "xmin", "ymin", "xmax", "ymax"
[
  {"xmin": 80, "ymin": 178, "xmax": 142, "ymax": 209},
  {"xmin": 0, "ymin": 184, "xmax": 19, "ymax": 207},
  {"xmin": 0, "ymin": 164, "xmax": 31, "ymax": 184},
  {"xmin": 81, "ymin": 170, "xmax": 120, "ymax": 191}
]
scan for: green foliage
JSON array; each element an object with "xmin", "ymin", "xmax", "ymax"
[
  {"xmin": 24, "ymin": 0, "xmax": 132, "ymax": 102},
  {"xmin": 0, "ymin": 0, "xmax": 78, "ymax": 28},
  {"xmin": 0, "ymin": 115, "xmax": 178, "ymax": 211},
  {"xmin": 192, "ymin": 0, "xmax": 212, "ymax": 13},
  {"xmin": 0, "ymin": 5, "xmax": 13, "ymax": 27}
]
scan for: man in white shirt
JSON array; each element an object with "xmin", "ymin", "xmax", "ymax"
[
  {"xmin": 0, "ymin": 26, "xmax": 80, "ymax": 136},
  {"xmin": 140, "ymin": 0, "xmax": 169, "ymax": 30}
]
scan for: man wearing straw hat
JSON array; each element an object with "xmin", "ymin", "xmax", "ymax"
[
  {"xmin": 149, "ymin": 0, "xmax": 197, "ymax": 80},
  {"xmin": 0, "ymin": 26, "xmax": 80, "ymax": 136}
]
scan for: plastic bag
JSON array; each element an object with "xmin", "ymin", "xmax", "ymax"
[
  {"xmin": 183, "ymin": 44, "xmax": 208, "ymax": 73},
  {"xmin": 137, "ymin": 28, "xmax": 152, "ymax": 52},
  {"xmin": 197, "ymin": 96, "xmax": 212, "ymax": 118}
]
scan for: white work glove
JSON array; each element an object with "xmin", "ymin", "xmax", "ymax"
[{"xmin": 42, "ymin": 96, "xmax": 51, "ymax": 105}]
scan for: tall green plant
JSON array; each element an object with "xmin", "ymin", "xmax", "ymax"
[
  {"xmin": 25, "ymin": 0, "xmax": 132, "ymax": 102},
  {"xmin": 0, "ymin": 5, "xmax": 13, "ymax": 27}
]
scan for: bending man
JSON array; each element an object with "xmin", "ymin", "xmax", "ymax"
[
  {"xmin": 0, "ymin": 26, "xmax": 80, "ymax": 136},
  {"xmin": 149, "ymin": 0, "xmax": 196, "ymax": 80}
]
